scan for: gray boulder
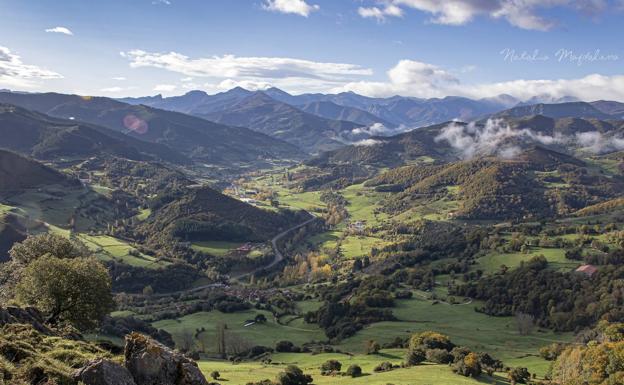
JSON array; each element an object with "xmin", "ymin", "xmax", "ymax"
[
  {"xmin": 125, "ymin": 332, "xmax": 209, "ymax": 385},
  {"xmin": 73, "ymin": 358, "xmax": 137, "ymax": 385}
]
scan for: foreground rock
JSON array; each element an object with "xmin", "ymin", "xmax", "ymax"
[
  {"xmin": 73, "ymin": 359, "xmax": 137, "ymax": 385},
  {"xmin": 125, "ymin": 332, "xmax": 209, "ymax": 385}
]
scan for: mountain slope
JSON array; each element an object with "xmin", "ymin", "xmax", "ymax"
[
  {"xmin": 493, "ymin": 102, "xmax": 614, "ymax": 120},
  {"xmin": 0, "ymin": 92, "xmax": 302, "ymax": 164},
  {"xmin": 0, "ymin": 150, "xmax": 77, "ymax": 192},
  {"xmin": 0, "ymin": 104, "xmax": 188, "ymax": 163},
  {"xmin": 137, "ymin": 186, "xmax": 300, "ymax": 249},
  {"xmin": 199, "ymin": 92, "xmax": 363, "ymax": 153},
  {"xmin": 591, "ymin": 100, "xmax": 624, "ymax": 119},
  {"xmin": 297, "ymin": 100, "xmax": 393, "ymax": 127}
]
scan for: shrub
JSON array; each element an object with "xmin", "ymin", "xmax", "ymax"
[
  {"xmin": 508, "ymin": 367, "xmax": 531, "ymax": 384},
  {"xmin": 345, "ymin": 364, "xmax": 362, "ymax": 377},
  {"xmin": 210, "ymin": 370, "xmax": 220, "ymax": 380},
  {"xmin": 373, "ymin": 361, "xmax": 395, "ymax": 372},
  {"xmin": 409, "ymin": 331, "xmax": 454, "ymax": 351},
  {"xmin": 406, "ymin": 348, "xmax": 426, "ymax": 366},
  {"xmin": 453, "ymin": 352, "xmax": 482, "ymax": 377},
  {"xmin": 276, "ymin": 365, "xmax": 313, "ymax": 385},
  {"xmin": 320, "ymin": 359, "xmax": 342, "ymax": 375},
  {"xmin": 426, "ymin": 348, "xmax": 453, "ymax": 364}
]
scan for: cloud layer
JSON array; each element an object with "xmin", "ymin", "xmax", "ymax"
[
  {"xmin": 332, "ymin": 59, "xmax": 624, "ymax": 101},
  {"xmin": 0, "ymin": 46, "xmax": 62, "ymax": 88},
  {"xmin": 435, "ymin": 119, "xmax": 624, "ymax": 159},
  {"xmin": 359, "ymin": 0, "xmax": 608, "ymax": 31}
]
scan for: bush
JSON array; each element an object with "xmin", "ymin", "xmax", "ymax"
[
  {"xmin": 210, "ymin": 370, "xmax": 220, "ymax": 380},
  {"xmin": 508, "ymin": 367, "xmax": 531, "ymax": 384},
  {"xmin": 426, "ymin": 348, "xmax": 453, "ymax": 364},
  {"xmin": 453, "ymin": 352, "xmax": 481, "ymax": 377},
  {"xmin": 409, "ymin": 331, "xmax": 454, "ymax": 351},
  {"xmin": 345, "ymin": 364, "xmax": 362, "ymax": 377},
  {"xmin": 406, "ymin": 348, "xmax": 426, "ymax": 366},
  {"xmin": 320, "ymin": 359, "xmax": 342, "ymax": 375},
  {"xmin": 275, "ymin": 341, "xmax": 297, "ymax": 353},
  {"xmin": 276, "ymin": 365, "xmax": 313, "ymax": 385},
  {"xmin": 373, "ymin": 361, "xmax": 395, "ymax": 372}
]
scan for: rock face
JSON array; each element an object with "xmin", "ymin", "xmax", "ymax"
[
  {"xmin": 124, "ymin": 332, "xmax": 209, "ymax": 385},
  {"xmin": 73, "ymin": 359, "xmax": 137, "ymax": 385}
]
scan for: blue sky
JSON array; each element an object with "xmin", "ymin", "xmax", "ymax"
[{"xmin": 1, "ymin": 0, "xmax": 623, "ymax": 100}]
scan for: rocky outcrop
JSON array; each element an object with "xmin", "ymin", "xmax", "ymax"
[
  {"xmin": 74, "ymin": 333, "xmax": 210, "ymax": 385},
  {"xmin": 124, "ymin": 332, "xmax": 209, "ymax": 385},
  {"xmin": 73, "ymin": 359, "xmax": 137, "ymax": 385},
  {"xmin": 0, "ymin": 306, "xmax": 51, "ymax": 334}
]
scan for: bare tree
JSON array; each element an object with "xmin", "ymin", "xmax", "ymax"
[
  {"xmin": 216, "ymin": 322, "xmax": 227, "ymax": 358},
  {"xmin": 179, "ymin": 329, "xmax": 195, "ymax": 352},
  {"xmin": 516, "ymin": 313, "xmax": 535, "ymax": 336}
]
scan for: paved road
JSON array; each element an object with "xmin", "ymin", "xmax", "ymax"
[{"xmin": 234, "ymin": 211, "xmax": 317, "ymax": 280}]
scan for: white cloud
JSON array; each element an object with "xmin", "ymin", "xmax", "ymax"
[
  {"xmin": 100, "ymin": 86, "xmax": 137, "ymax": 93},
  {"xmin": 0, "ymin": 46, "xmax": 62, "ymax": 88},
  {"xmin": 359, "ymin": 0, "xmax": 608, "ymax": 31},
  {"xmin": 111, "ymin": 76, "xmax": 126, "ymax": 81},
  {"xmin": 333, "ymin": 59, "xmax": 624, "ymax": 102},
  {"xmin": 333, "ymin": 59, "xmax": 458, "ymax": 98},
  {"xmin": 358, "ymin": 3, "xmax": 403, "ymax": 22},
  {"xmin": 153, "ymin": 84, "xmax": 177, "ymax": 92},
  {"xmin": 354, "ymin": 139, "xmax": 385, "ymax": 146},
  {"xmin": 215, "ymin": 79, "xmax": 272, "ymax": 91},
  {"xmin": 45, "ymin": 26, "xmax": 73, "ymax": 35},
  {"xmin": 121, "ymin": 50, "xmax": 372, "ymax": 94},
  {"xmin": 434, "ymin": 119, "xmax": 624, "ymax": 159},
  {"xmin": 152, "ymin": 0, "xmax": 171, "ymax": 5},
  {"xmin": 262, "ymin": 0, "xmax": 319, "ymax": 17}
]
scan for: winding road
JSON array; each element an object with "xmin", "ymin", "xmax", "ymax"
[
  {"xmin": 144, "ymin": 211, "xmax": 318, "ymax": 297},
  {"xmin": 234, "ymin": 210, "xmax": 317, "ymax": 280}
]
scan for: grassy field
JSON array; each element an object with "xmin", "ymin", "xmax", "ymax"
[
  {"xmin": 338, "ymin": 296, "xmax": 571, "ymax": 376},
  {"xmin": 153, "ymin": 310, "xmax": 326, "ymax": 353},
  {"xmin": 477, "ymin": 246, "xmax": 579, "ymax": 274},
  {"xmin": 77, "ymin": 234, "xmax": 167, "ymax": 268},
  {"xmin": 191, "ymin": 241, "xmax": 243, "ymax": 256},
  {"xmin": 198, "ymin": 351, "xmax": 510, "ymax": 385}
]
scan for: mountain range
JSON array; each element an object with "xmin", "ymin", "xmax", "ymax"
[{"xmin": 0, "ymin": 91, "xmax": 301, "ymax": 166}]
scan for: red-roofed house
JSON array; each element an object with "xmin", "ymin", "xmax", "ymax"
[{"xmin": 576, "ymin": 264, "xmax": 598, "ymax": 277}]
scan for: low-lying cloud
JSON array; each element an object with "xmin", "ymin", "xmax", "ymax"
[{"xmin": 435, "ymin": 119, "xmax": 624, "ymax": 159}]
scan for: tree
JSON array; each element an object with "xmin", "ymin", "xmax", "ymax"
[
  {"xmin": 276, "ymin": 365, "xmax": 313, "ymax": 385},
  {"xmin": 345, "ymin": 364, "xmax": 362, "ymax": 377},
  {"xmin": 142, "ymin": 285, "xmax": 154, "ymax": 296},
  {"xmin": 15, "ymin": 255, "xmax": 114, "ymax": 330},
  {"xmin": 515, "ymin": 313, "xmax": 534, "ymax": 336},
  {"xmin": 508, "ymin": 367, "xmax": 531, "ymax": 384},
  {"xmin": 320, "ymin": 360, "xmax": 341, "ymax": 375},
  {"xmin": 210, "ymin": 371, "xmax": 220, "ymax": 380},
  {"xmin": 9, "ymin": 233, "xmax": 88, "ymax": 264},
  {"xmin": 365, "ymin": 340, "xmax": 381, "ymax": 354}
]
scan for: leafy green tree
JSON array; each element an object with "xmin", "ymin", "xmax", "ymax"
[
  {"xmin": 9, "ymin": 233, "xmax": 88, "ymax": 264},
  {"xmin": 345, "ymin": 364, "xmax": 362, "ymax": 377},
  {"xmin": 15, "ymin": 255, "xmax": 114, "ymax": 330},
  {"xmin": 276, "ymin": 365, "xmax": 313, "ymax": 385},
  {"xmin": 320, "ymin": 359, "xmax": 341, "ymax": 375}
]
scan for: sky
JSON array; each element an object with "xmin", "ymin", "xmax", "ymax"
[{"xmin": 1, "ymin": 0, "xmax": 624, "ymax": 101}]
